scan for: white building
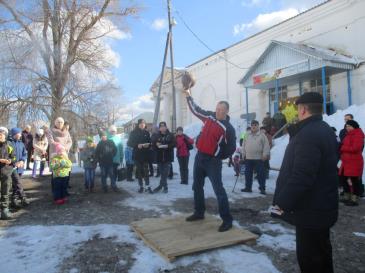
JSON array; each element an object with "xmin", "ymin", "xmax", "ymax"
[{"xmin": 151, "ymin": 0, "xmax": 365, "ymax": 129}]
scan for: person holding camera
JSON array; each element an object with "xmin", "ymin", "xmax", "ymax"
[{"xmin": 80, "ymin": 137, "xmax": 97, "ymax": 192}]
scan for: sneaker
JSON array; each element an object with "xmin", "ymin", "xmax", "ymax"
[
  {"xmin": 163, "ymin": 187, "xmax": 168, "ymax": 193},
  {"xmin": 186, "ymin": 214, "xmax": 205, "ymax": 222},
  {"xmin": 0, "ymin": 209, "xmax": 12, "ymax": 220},
  {"xmin": 218, "ymin": 222, "xmax": 233, "ymax": 232},
  {"xmin": 146, "ymin": 187, "xmax": 153, "ymax": 194},
  {"xmin": 153, "ymin": 185, "xmax": 162, "ymax": 193},
  {"xmin": 138, "ymin": 187, "xmax": 144, "ymax": 193},
  {"xmin": 10, "ymin": 198, "xmax": 21, "ymax": 209},
  {"xmin": 259, "ymin": 190, "xmax": 266, "ymax": 195},
  {"xmin": 241, "ymin": 188, "xmax": 252, "ymax": 193}
]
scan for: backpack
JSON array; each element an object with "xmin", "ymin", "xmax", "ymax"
[{"xmin": 184, "ymin": 135, "xmax": 194, "ymax": 150}]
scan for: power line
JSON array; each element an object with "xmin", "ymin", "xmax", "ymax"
[{"xmin": 174, "ymin": 9, "xmax": 249, "ymax": 70}]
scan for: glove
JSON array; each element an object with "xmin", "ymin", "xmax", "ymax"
[{"xmin": 181, "ymin": 71, "xmax": 196, "ymax": 90}]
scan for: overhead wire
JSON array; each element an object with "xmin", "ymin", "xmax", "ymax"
[{"xmin": 173, "ymin": 9, "xmax": 249, "ymax": 70}]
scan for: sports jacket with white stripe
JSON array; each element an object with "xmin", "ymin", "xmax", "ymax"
[{"xmin": 187, "ymin": 96, "xmax": 236, "ymax": 159}]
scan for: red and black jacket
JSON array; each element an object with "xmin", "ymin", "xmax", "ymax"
[{"xmin": 187, "ymin": 96, "xmax": 236, "ymax": 159}]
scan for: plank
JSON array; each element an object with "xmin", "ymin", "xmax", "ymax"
[{"xmin": 131, "ymin": 214, "xmax": 258, "ymax": 261}]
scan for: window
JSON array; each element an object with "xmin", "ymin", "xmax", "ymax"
[
  {"xmin": 269, "ymin": 85, "xmax": 288, "ymax": 102},
  {"xmin": 309, "ymin": 77, "xmax": 331, "ymax": 100}
]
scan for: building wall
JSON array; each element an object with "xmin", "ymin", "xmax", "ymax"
[{"xmin": 158, "ymin": 0, "xmax": 365, "ymax": 127}]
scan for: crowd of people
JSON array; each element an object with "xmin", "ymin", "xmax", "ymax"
[{"xmin": 0, "ymin": 87, "xmax": 364, "ymax": 272}]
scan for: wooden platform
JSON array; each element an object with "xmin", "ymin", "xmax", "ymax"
[{"xmin": 130, "ymin": 214, "xmax": 258, "ymax": 261}]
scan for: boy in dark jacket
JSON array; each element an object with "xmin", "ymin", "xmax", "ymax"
[
  {"xmin": 127, "ymin": 119, "xmax": 152, "ymax": 193},
  {"xmin": 152, "ymin": 122, "xmax": 175, "ymax": 193},
  {"xmin": 80, "ymin": 137, "xmax": 97, "ymax": 192},
  {"xmin": 9, "ymin": 128, "xmax": 29, "ymax": 207},
  {"xmin": 0, "ymin": 127, "xmax": 16, "ymax": 219},
  {"xmin": 95, "ymin": 132, "xmax": 117, "ymax": 192}
]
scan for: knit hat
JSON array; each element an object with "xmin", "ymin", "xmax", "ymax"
[
  {"xmin": 11, "ymin": 127, "xmax": 21, "ymax": 136},
  {"xmin": 346, "ymin": 120, "xmax": 360, "ymax": 129},
  {"xmin": 86, "ymin": 136, "xmax": 94, "ymax": 143},
  {"xmin": 100, "ymin": 130, "xmax": 107, "ymax": 137},
  {"xmin": 295, "ymin": 92, "xmax": 323, "ymax": 105},
  {"xmin": 159, "ymin": 121, "xmax": 167, "ymax": 128},
  {"xmin": 138, "ymin": 119, "xmax": 145, "ymax": 125},
  {"xmin": 36, "ymin": 128, "xmax": 44, "ymax": 136},
  {"xmin": 54, "ymin": 143, "xmax": 65, "ymax": 154},
  {"xmin": 251, "ymin": 120, "xmax": 259, "ymax": 126},
  {"xmin": 0, "ymin": 127, "xmax": 8, "ymax": 137}
]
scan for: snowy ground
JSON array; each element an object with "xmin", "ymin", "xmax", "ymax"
[{"xmin": 1, "ymin": 104, "xmax": 365, "ymax": 273}]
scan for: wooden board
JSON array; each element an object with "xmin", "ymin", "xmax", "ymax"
[{"xmin": 130, "ymin": 214, "xmax": 258, "ymax": 261}]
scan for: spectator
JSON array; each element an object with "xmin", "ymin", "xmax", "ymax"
[
  {"xmin": 21, "ymin": 125, "xmax": 33, "ymax": 170},
  {"xmin": 241, "ymin": 120, "xmax": 270, "ymax": 194},
  {"xmin": 152, "ymin": 121, "xmax": 175, "ymax": 193},
  {"xmin": 0, "ymin": 127, "xmax": 15, "ymax": 220},
  {"xmin": 175, "ymin": 126, "xmax": 194, "ymax": 184},
  {"xmin": 32, "ymin": 128, "xmax": 48, "ymax": 178},
  {"xmin": 50, "ymin": 143, "xmax": 72, "ymax": 204},
  {"xmin": 95, "ymin": 131, "xmax": 117, "ymax": 192},
  {"xmin": 338, "ymin": 120, "xmax": 364, "ymax": 206},
  {"xmin": 125, "ymin": 145, "xmax": 135, "ymax": 182},
  {"xmin": 272, "ymin": 92, "xmax": 338, "ymax": 273},
  {"xmin": 80, "ymin": 137, "xmax": 97, "ymax": 192},
  {"xmin": 262, "ymin": 112, "xmax": 273, "ymax": 133},
  {"xmin": 108, "ymin": 125, "xmax": 124, "ymax": 191},
  {"xmin": 9, "ymin": 128, "xmax": 29, "ymax": 208},
  {"xmin": 127, "ymin": 119, "xmax": 152, "ymax": 193}
]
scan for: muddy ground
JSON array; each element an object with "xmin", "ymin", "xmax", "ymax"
[{"xmin": 1, "ymin": 173, "xmax": 364, "ymax": 273}]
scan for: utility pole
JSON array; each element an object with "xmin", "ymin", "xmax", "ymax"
[{"xmin": 153, "ymin": 0, "xmax": 177, "ymax": 132}]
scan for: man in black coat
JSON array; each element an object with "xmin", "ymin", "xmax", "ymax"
[
  {"xmin": 272, "ymin": 92, "xmax": 338, "ymax": 273},
  {"xmin": 21, "ymin": 125, "xmax": 33, "ymax": 170},
  {"xmin": 127, "ymin": 119, "xmax": 152, "ymax": 193},
  {"xmin": 152, "ymin": 121, "xmax": 175, "ymax": 193}
]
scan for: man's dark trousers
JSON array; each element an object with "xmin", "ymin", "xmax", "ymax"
[
  {"xmin": 296, "ymin": 227, "xmax": 334, "ymax": 273},
  {"xmin": 244, "ymin": 159, "xmax": 266, "ymax": 191},
  {"xmin": 193, "ymin": 152, "xmax": 232, "ymax": 224}
]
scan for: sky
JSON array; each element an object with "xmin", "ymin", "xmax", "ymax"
[{"xmin": 112, "ymin": 0, "xmax": 325, "ymax": 123}]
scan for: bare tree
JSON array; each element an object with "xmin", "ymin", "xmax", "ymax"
[{"xmin": 0, "ymin": 0, "xmax": 138, "ymax": 122}]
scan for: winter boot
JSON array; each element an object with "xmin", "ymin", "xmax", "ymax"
[
  {"xmin": 146, "ymin": 187, "xmax": 153, "ymax": 194},
  {"xmin": 340, "ymin": 192, "xmax": 351, "ymax": 203},
  {"xmin": 345, "ymin": 194, "xmax": 359, "ymax": 206},
  {"xmin": 153, "ymin": 185, "xmax": 162, "ymax": 193},
  {"xmin": 21, "ymin": 196, "xmax": 30, "ymax": 206},
  {"xmin": 1, "ymin": 209, "xmax": 12, "ymax": 220},
  {"xmin": 163, "ymin": 187, "xmax": 168, "ymax": 193},
  {"xmin": 10, "ymin": 197, "xmax": 22, "ymax": 209},
  {"xmin": 138, "ymin": 187, "xmax": 144, "ymax": 193}
]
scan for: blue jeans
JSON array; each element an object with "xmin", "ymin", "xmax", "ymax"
[
  {"xmin": 192, "ymin": 152, "xmax": 233, "ymax": 224},
  {"xmin": 100, "ymin": 165, "xmax": 115, "ymax": 188},
  {"xmin": 32, "ymin": 160, "xmax": 45, "ymax": 177},
  {"xmin": 244, "ymin": 159, "xmax": 266, "ymax": 190},
  {"xmin": 84, "ymin": 168, "xmax": 95, "ymax": 189}
]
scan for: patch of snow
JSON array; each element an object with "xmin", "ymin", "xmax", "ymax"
[
  {"xmin": 256, "ymin": 223, "xmax": 296, "ymax": 251},
  {"xmin": 353, "ymin": 232, "xmax": 365, "ymax": 238}
]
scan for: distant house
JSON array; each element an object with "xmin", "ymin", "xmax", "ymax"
[{"xmin": 123, "ymin": 112, "xmax": 154, "ymax": 135}]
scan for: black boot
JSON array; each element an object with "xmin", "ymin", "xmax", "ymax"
[
  {"xmin": 153, "ymin": 185, "xmax": 162, "ymax": 193},
  {"xmin": 186, "ymin": 213, "xmax": 204, "ymax": 221},
  {"xmin": 218, "ymin": 222, "xmax": 233, "ymax": 232}
]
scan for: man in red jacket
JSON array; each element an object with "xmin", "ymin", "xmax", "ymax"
[{"xmin": 183, "ymin": 89, "xmax": 236, "ymax": 232}]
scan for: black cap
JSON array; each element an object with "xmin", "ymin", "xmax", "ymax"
[
  {"xmin": 346, "ymin": 120, "xmax": 360, "ymax": 129},
  {"xmin": 159, "ymin": 121, "xmax": 167, "ymax": 128},
  {"xmin": 251, "ymin": 120, "xmax": 259, "ymax": 125},
  {"xmin": 295, "ymin": 92, "xmax": 323, "ymax": 105},
  {"xmin": 137, "ymin": 119, "xmax": 145, "ymax": 125}
]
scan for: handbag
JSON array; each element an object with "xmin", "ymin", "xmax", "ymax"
[{"xmin": 117, "ymin": 165, "xmax": 127, "ymax": 181}]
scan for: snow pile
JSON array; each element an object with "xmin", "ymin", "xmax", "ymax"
[
  {"xmin": 0, "ymin": 224, "xmax": 280, "ymax": 273},
  {"xmin": 270, "ymin": 103, "xmax": 365, "ymax": 173},
  {"xmin": 256, "ymin": 223, "xmax": 296, "ymax": 251}
]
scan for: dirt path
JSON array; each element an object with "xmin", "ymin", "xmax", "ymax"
[{"xmin": 1, "ymin": 174, "xmax": 365, "ymax": 273}]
